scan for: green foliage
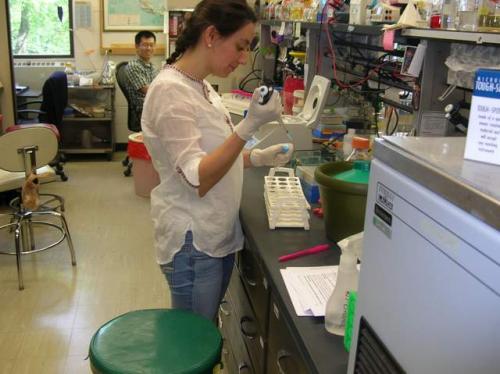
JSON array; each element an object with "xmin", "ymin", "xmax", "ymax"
[{"xmin": 9, "ymin": 0, "xmax": 72, "ymax": 57}]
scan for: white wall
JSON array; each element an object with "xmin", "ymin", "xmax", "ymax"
[{"xmin": 13, "ymin": 0, "xmax": 255, "ymax": 144}]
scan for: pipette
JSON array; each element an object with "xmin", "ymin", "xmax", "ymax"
[{"xmin": 258, "ymin": 85, "xmax": 295, "ymax": 147}]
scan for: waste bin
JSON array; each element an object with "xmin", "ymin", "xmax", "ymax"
[
  {"xmin": 128, "ymin": 132, "xmax": 159, "ymax": 197},
  {"xmin": 314, "ymin": 161, "xmax": 369, "ymax": 242}
]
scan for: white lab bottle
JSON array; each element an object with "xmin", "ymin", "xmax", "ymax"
[
  {"xmin": 342, "ymin": 129, "xmax": 356, "ymax": 160},
  {"xmin": 325, "ymin": 249, "xmax": 359, "ymax": 335}
]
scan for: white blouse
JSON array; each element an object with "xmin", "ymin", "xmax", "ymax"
[{"xmin": 141, "ymin": 67, "xmax": 244, "ymax": 265}]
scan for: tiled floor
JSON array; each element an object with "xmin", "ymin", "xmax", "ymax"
[{"xmin": 0, "ymin": 154, "xmax": 170, "ymax": 373}]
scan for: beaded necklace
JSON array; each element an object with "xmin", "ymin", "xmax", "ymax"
[
  {"xmin": 165, "ymin": 64, "xmax": 211, "ymax": 103},
  {"xmin": 164, "ymin": 64, "xmax": 234, "ymax": 132}
]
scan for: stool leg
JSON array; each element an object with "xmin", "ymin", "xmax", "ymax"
[
  {"xmin": 20, "ymin": 219, "xmax": 34, "ymax": 253},
  {"xmin": 60, "ymin": 214, "xmax": 76, "ymax": 266},
  {"xmin": 15, "ymin": 224, "xmax": 24, "ymax": 290},
  {"xmin": 28, "ymin": 217, "xmax": 36, "ymax": 251}
]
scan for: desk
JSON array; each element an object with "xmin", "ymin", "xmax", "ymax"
[{"xmin": 16, "ymin": 88, "xmax": 41, "ymax": 100}]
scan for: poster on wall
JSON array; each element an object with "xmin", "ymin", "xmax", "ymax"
[{"xmin": 102, "ymin": 0, "xmax": 165, "ymax": 31}]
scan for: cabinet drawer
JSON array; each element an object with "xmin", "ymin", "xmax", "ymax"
[
  {"xmin": 266, "ymin": 296, "xmax": 309, "ymax": 374},
  {"xmin": 222, "ymin": 338, "xmax": 254, "ymax": 374},
  {"xmin": 222, "ymin": 340, "xmax": 238, "ymax": 374},
  {"xmin": 228, "ymin": 269, "xmax": 266, "ymax": 374},
  {"xmin": 237, "ymin": 246, "xmax": 270, "ymax": 333},
  {"xmin": 219, "ymin": 292, "xmax": 255, "ymax": 374}
]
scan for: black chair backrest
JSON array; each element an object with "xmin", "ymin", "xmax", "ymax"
[
  {"xmin": 39, "ymin": 71, "xmax": 68, "ymax": 128},
  {"xmin": 116, "ymin": 61, "xmax": 141, "ymax": 132}
]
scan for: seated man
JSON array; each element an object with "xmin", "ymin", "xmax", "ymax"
[{"xmin": 125, "ymin": 30, "xmax": 159, "ymax": 129}]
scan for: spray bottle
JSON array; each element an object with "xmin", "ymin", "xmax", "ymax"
[{"xmin": 325, "ymin": 231, "xmax": 364, "ymax": 335}]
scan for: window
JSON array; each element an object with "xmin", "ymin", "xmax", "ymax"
[{"xmin": 8, "ymin": 0, "xmax": 74, "ymax": 58}]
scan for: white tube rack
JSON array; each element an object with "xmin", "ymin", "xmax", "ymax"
[{"xmin": 264, "ymin": 167, "xmax": 311, "ymax": 230}]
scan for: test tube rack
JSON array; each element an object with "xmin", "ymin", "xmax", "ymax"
[{"xmin": 264, "ymin": 167, "xmax": 311, "ymax": 230}]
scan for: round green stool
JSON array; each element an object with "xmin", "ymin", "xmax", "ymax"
[{"xmin": 89, "ymin": 309, "xmax": 222, "ymax": 374}]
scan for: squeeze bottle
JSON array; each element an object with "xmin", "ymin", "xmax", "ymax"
[
  {"xmin": 342, "ymin": 129, "xmax": 356, "ymax": 160},
  {"xmin": 325, "ymin": 232, "xmax": 364, "ymax": 335}
]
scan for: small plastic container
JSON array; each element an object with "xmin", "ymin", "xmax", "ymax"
[
  {"xmin": 128, "ymin": 133, "xmax": 160, "ymax": 197},
  {"xmin": 296, "ymin": 165, "xmax": 320, "ymax": 203},
  {"xmin": 345, "ymin": 137, "xmax": 370, "ymax": 161}
]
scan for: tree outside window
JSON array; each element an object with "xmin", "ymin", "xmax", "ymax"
[{"xmin": 8, "ymin": 0, "xmax": 73, "ymax": 58}]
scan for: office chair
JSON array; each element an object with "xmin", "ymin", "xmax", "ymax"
[
  {"xmin": 0, "ymin": 126, "xmax": 76, "ymax": 290},
  {"xmin": 115, "ymin": 61, "xmax": 142, "ymax": 177},
  {"xmin": 16, "ymin": 71, "xmax": 69, "ymax": 181}
]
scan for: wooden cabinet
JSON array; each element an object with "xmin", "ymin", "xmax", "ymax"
[{"xmin": 60, "ymin": 85, "xmax": 114, "ymax": 159}]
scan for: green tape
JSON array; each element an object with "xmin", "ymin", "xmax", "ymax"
[{"xmin": 344, "ymin": 291, "xmax": 358, "ymax": 352}]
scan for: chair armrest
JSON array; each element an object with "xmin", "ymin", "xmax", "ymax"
[
  {"xmin": 17, "ymin": 100, "xmax": 43, "ymax": 109},
  {"xmin": 17, "ymin": 109, "xmax": 45, "ymax": 115}
]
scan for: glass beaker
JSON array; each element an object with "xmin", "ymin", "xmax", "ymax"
[
  {"xmin": 477, "ymin": 0, "xmax": 500, "ymax": 31},
  {"xmin": 458, "ymin": 0, "xmax": 479, "ymax": 30},
  {"xmin": 441, "ymin": 0, "xmax": 458, "ymax": 29}
]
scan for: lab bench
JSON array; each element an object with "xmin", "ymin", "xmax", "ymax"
[{"xmin": 219, "ymin": 167, "xmax": 348, "ymax": 374}]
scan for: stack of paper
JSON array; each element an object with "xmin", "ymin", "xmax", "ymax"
[{"xmin": 280, "ymin": 266, "xmax": 339, "ymax": 317}]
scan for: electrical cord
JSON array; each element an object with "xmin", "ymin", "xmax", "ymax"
[
  {"xmin": 239, "ymin": 49, "xmax": 262, "ymax": 92},
  {"xmin": 323, "ymin": 17, "xmax": 392, "ymax": 90},
  {"xmin": 385, "ymin": 106, "xmax": 400, "ymax": 135}
]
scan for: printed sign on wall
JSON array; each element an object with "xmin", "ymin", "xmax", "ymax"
[{"xmin": 464, "ymin": 69, "xmax": 500, "ymax": 165}]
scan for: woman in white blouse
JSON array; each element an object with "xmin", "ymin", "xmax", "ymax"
[{"xmin": 142, "ymin": 0, "xmax": 292, "ymax": 321}]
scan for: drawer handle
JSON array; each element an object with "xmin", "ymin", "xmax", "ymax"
[
  {"xmin": 219, "ymin": 300, "xmax": 231, "ymax": 316},
  {"xmin": 277, "ymin": 349, "xmax": 291, "ymax": 374},
  {"xmin": 240, "ymin": 316, "xmax": 257, "ymax": 340},
  {"xmin": 238, "ymin": 362, "xmax": 251, "ymax": 374},
  {"xmin": 241, "ymin": 268, "xmax": 257, "ymax": 287}
]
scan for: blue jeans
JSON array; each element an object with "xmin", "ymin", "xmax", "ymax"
[{"xmin": 160, "ymin": 231, "xmax": 235, "ymax": 321}]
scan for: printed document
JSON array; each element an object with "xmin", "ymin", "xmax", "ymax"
[{"xmin": 280, "ymin": 266, "xmax": 339, "ymax": 317}]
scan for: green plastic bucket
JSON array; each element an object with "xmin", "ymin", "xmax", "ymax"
[{"xmin": 314, "ymin": 161, "xmax": 369, "ymax": 242}]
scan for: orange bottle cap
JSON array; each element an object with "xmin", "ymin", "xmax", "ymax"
[{"xmin": 352, "ymin": 137, "xmax": 370, "ymax": 149}]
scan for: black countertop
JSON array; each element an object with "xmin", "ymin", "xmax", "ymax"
[{"xmin": 240, "ymin": 167, "xmax": 349, "ymax": 374}]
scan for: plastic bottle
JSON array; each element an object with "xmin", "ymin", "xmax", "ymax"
[
  {"xmin": 429, "ymin": 0, "xmax": 443, "ymax": 28},
  {"xmin": 345, "ymin": 136, "xmax": 370, "ymax": 161},
  {"xmin": 342, "ymin": 128, "xmax": 355, "ymax": 160},
  {"xmin": 64, "ymin": 62, "xmax": 76, "ymax": 86},
  {"xmin": 325, "ymin": 232, "xmax": 364, "ymax": 335}
]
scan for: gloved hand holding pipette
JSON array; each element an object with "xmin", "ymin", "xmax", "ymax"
[
  {"xmin": 250, "ymin": 143, "xmax": 294, "ymax": 167},
  {"xmin": 235, "ymin": 86, "xmax": 282, "ymax": 141}
]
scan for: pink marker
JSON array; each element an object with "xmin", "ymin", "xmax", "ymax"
[{"xmin": 278, "ymin": 244, "xmax": 331, "ymax": 263}]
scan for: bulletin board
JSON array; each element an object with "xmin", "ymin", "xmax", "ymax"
[{"xmin": 99, "ymin": 0, "xmax": 166, "ymax": 55}]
